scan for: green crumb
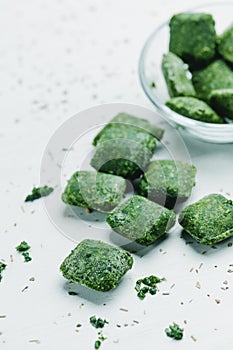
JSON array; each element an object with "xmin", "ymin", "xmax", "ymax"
[
  {"xmin": 106, "ymin": 195, "xmax": 176, "ymax": 246},
  {"xmin": 16, "ymin": 241, "xmax": 32, "ymax": 262},
  {"xmin": 97, "ymin": 331, "xmax": 107, "ymax": 341},
  {"xmin": 210, "ymin": 89, "xmax": 233, "ymax": 120},
  {"xmin": 169, "ymin": 13, "xmax": 216, "ymax": 68},
  {"xmin": 94, "ymin": 340, "xmax": 101, "ymax": 349},
  {"xmin": 16, "ymin": 241, "xmax": 31, "ymax": 252},
  {"xmin": 135, "ymin": 275, "xmax": 165, "ymax": 300},
  {"xmin": 62, "ymin": 171, "xmax": 126, "ymax": 212},
  {"xmin": 25, "ymin": 186, "xmax": 54, "ymax": 202},
  {"xmin": 0, "ymin": 262, "xmax": 7, "ymax": 282},
  {"xmin": 217, "ymin": 25, "xmax": 233, "ymax": 64},
  {"xmin": 150, "ymin": 82, "xmax": 156, "ymax": 88},
  {"xmin": 60, "ymin": 239, "xmax": 133, "ymax": 292},
  {"xmin": 166, "ymin": 96, "xmax": 224, "ymax": 123},
  {"xmin": 165, "ymin": 323, "xmax": 184, "ymax": 340},
  {"xmin": 179, "ymin": 194, "xmax": 233, "ymax": 245},
  {"xmin": 192, "ymin": 60, "xmax": 233, "ymax": 102},
  {"xmin": 76, "ymin": 324, "xmax": 82, "ymax": 328},
  {"xmin": 22, "ymin": 252, "xmax": 32, "ymax": 262},
  {"xmin": 93, "ymin": 112, "xmax": 164, "ymax": 145},
  {"xmin": 138, "ymin": 160, "xmax": 197, "ymax": 208},
  {"xmin": 90, "ymin": 316, "xmax": 109, "ymax": 329},
  {"xmin": 162, "ymin": 52, "xmax": 196, "ymax": 97}
]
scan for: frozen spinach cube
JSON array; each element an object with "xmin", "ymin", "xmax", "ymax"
[
  {"xmin": 62, "ymin": 171, "xmax": 126, "ymax": 212},
  {"xmin": 91, "ymin": 131, "xmax": 156, "ymax": 179},
  {"xmin": 192, "ymin": 60, "xmax": 233, "ymax": 102},
  {"xmin": 169, "ymin": 13, "xmax": 216, "ymax": 68},
  {"xmin": 93, "ymin": 113, "xmax": 164, "ymax": 145},
  {"xmin": 91, "ymin": 115, "xmax": 158, "ymax": 179},
  {"xmin": 210, "ymin": 89, "xmax": 233, "ymax": 120},
  {"xmin": 106, "ymin": 195, "xmax": 176, "ymax": 246},
  {"xmin": 179, "ymin": 194, "xmax": 233, "ymax": 245},
  {"xmin": 138, "ymin": 160, "xmax": 197, "ymax": 208},
  {"xmin": 217, "ymin": 25, "xmax": 233, "ymax": 64},
  {"xmin": 166, "ymin": 96, "xmax": 224, "ymax": 123},
  {"xmin": 162, "ymin": 53, "xmax": 196, "ymax": 97},
  {"xmin": 60, "ymin": 239, "xmax": 133, "ymax": 292}
]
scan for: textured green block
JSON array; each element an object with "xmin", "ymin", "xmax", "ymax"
[
  {"xmin": 62, "ymin": 171, "xmax": 126, "ymax": 212},
  {"xmin": 91, "ymin": 113, "xmax": 159, "ymax": 179},
  {"xmin": 106, "ymin": 195, "xmax": 176, "ymax": 246},
  {"xmin": 179, "ymin": 194, "xmax": 233, "ymax": 245},
  {"xmin": 162, "ymin": 52, "xmax": 196, "ymax": 97},
  {"xmin": 91, "ymin": 132, "xmax": 156, "ymax": 179},
  {"xmin": 217, "ymin": 25, "xmax": 233, "ymax": 64},
  {"xmin": 60, "ymin": 239, "xmax": 133, "ymax": 292},
  {"xmin": 192, "ymin": 60, "xmax": 233, "ymax": 102},
  {"xmin": 93, "ymin": 113, "xmax": 164, "ymax": 145},
  {"xmin": 169, "ymin": 13, "xmax": 216, "ymax": 68},
  {"xmin": 138, "ymin": 160, "xmax": 197, "ymax": 208},
  {"xmin": 166, "ymin": 96, "xmax": 224, "ymax": 123},
  {"xmin": 210, "ymin": 89, "xmax": 233, "ymax": 120}
]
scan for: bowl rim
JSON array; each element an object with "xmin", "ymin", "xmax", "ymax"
[{"xmin": 138, "ymin": 1, "xmax": 233, "ymax": 132}]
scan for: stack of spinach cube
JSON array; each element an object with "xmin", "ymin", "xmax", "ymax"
[
  {"xmin": 60, "ymin": 113, "xmax": 199, "ymax": 292},
  {"xmin": 162, "ymin": 13, "xmax": 233, "ymax": 122}
]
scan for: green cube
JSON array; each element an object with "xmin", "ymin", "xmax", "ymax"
[
  {"xmin": 169, "ymin": 13, "xmax": 216, "ymax": 68},
  {"xmin": 192, "ymin": 60, "xmax": 233, "ymax": 102},
  {"xmin": 60, "ymin": 239, "xmax": 133, "ymax": 292},
  {"xmin": 162, "ymin": 53, "xmax": 196, "ymax": 97},
  {"xmin": 93, "ymin": 113, "xmax": 164, "ymax": 145},
  {"xmin": 138, "ymin": 160, "xmax": 197, "ymax": 208},
  {"xmin": 210, "ymin": 89, "xmax": 233, "ymax": 120},
  {"xmin": 62, "ymin": 171, "xmax": 126, "ymax": 212},
  {"xmin": 179, "ymin": 194, "xmax": 233, "ymax": 245},
  {"xmin": 90, "ymin": 136, "xmax": 156, "ymax": 179},
  {"xmin": 217, "ymin": 25, "xmax": 233, "ymax": 64},
  {"xmin": 166, "ymin": 96, "xmax": 224, "ymax": 123},
  {"xmin": 106, "ymin": 195, "xmax": 176, "ymax": 246}
]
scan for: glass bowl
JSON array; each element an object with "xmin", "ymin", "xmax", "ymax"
[{"xmin": 139, "ymin": 2, "xmax": 233, "ymax": 143}]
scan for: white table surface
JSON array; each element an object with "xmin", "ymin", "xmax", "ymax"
[{"xmin": 1, "ymin": 1, "xmax": 233, "ymax": 349}]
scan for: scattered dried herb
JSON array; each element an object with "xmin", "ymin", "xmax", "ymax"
[
  {"xmin": 98, "ymin": 331, "xmax": 107, "ymax": 341},
  {"xmin": 25, "ymin": 186, "xmax": 54, "ymax": 202},
  {"xmin": 135, "ymin": 275, "xmax": 165, "ymax": 300},
  {"xmin": 16, "ymin": 241, "xmax": 31, "ymax": 252},
  {"xmin": 16, "ymin": 241, "xmax": 32, "ymax": 262},
  {"xmin": 0, "ymin": 262, "xmax": 7, "ymax": 282},
  {"xmin": 165, "ymin": 323, "xmax": 184, "ymax": 340},
  {"xmin": 22, "ymin": 252, "xmax": 32, "ymax": 262},
  {"xmin": 94, "ymin": 340, "xmax": 101, "ymax": 349},
  {"xmin": 90, "ymin": 316, "xmax": 108, "ymax": 329}
]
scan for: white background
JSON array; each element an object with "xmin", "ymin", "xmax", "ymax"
[{"xmin": 0, "ymin": 0, "xmax": 233, "ymax": 349}]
